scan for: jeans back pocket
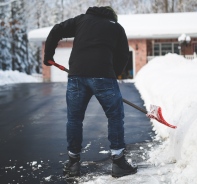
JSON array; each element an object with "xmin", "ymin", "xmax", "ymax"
[
  {"xmin": 93, "ymin": 78, "xmax": 115, "ymax": 99},
  {"xmin": 67, "ymin": 78, "xmax": 79, "ymax": 100}
]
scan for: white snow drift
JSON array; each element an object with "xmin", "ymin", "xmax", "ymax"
[
  {"xmin": 0, "ymin": 70, "xmax": 40, "ymax": 85},
  {"xmin": 135, "ymin": 53, "xmax": 197, "ymax": 184}
]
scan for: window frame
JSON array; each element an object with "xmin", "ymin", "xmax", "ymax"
[{"xmin": 152, "ymin": 42, "xmax": 180, "ymax": 56}]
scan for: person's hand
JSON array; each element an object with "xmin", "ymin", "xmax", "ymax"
[{"xmin": 44, "ymin": 59, "xmax": 54, "ymax": 66}]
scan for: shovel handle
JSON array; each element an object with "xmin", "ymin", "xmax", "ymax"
[
  {"xmin": 47, "ymin": 61, "xmax": 177, "ymax": 129},
  {"xmin": 48, "ymin": 60, "xmax": 69, "ymax": 73},
  {"xmin": 122, "ymin": 98, "xmax": 147, "ymax": 114},
  {"xmin": 48, "ymin": 60, "xmax": 147, "ymax": 114}
]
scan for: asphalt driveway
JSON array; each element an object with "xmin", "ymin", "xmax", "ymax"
[{"xmin": 0, "ymin": 82, "xmax": 154, "ymax": 183}]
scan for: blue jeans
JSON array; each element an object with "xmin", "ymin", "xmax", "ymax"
[{"xmin": 66, "ymin": 76, "xmax": 125, "ymax": 154}]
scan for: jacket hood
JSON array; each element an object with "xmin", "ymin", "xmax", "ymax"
[{"xmin": 86, "ymin": 6, "xmax": 118, "ymax": 22}]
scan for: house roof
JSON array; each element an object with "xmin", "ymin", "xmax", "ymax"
[{"xmin": 28, "ymin": 12, "xmax": 197, "ymax": 41}]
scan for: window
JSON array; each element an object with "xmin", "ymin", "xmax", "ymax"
[
  {"xmin": 154, "ymin": 44, "xmax": 160, "ymax": 56},
  {"xmin": 173, "ymin": 43, "xmax": 180, "ymax": 54},
  {"xmin": 153, "ymin": 43, "xmax": 180, "ymax": 56},
  {"xmin": 161, "ymin": 43, "xmax": 172, "ymax": 55}
]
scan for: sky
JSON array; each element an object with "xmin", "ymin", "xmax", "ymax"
[{"xmin": 0, "ymin": 53, "xmax": 197, "ymax": 183}]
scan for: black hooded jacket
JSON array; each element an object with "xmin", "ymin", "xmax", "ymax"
[{"xmin": 44, "ymin": 6, "xmax": 129, "ymax": 78}]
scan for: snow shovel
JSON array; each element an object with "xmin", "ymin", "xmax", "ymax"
[{"xmin": 48, "ymin": 60, "xmax": 177, "ymax": 129}]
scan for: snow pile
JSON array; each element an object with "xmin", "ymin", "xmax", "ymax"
[
  {"xmin": 0, "ymin": 70, "xmax": 41, "ymax": 86},
  {"xmin": 135, "ymin": 53, "xmax": 197, "ymax": 183}
]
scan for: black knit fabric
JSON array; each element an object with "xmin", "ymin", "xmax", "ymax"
[{"xmin": 44, "ymin": 6, "xmax": 129, "ymax": 78}]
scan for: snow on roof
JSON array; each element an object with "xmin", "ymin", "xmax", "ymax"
[
  {"xmin": 119, "ymin": 12, "xmax": 197, "ymax": 39},
  {"xmin": 28, "ymin": 12, "xmax": 197, "ymax": 41},
  {"xmin": 28, "ymin": 27, "xmax": 53, "ymax": 42}
]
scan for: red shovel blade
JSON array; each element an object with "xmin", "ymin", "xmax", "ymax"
[{"xmin": 146, "ymin": 105, "xmax": 177, "ymax": 129}]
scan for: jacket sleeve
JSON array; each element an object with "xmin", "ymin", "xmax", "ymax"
[
  {"xmin": 113, "ymin": 26, "xmax": 129, "ymax": 77},
  {"xmin": 43, "ymin": 16, "xmax": 79, "ymax": 66}
]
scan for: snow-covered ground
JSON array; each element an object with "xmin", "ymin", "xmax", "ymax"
[
  {"xmin": 1, "ymin": 53, "xmax": 197, "ymax": 183},
  {"xmin": 82, "ymin": 54, "xmax": 197, "ymax": 184},
  {"xmin": 135, "ymin": 54, "xmax": 197, "ymax": 184},
  {"xmin": 0, "ymin": 70, "xmax": 41, "ymax": 85}
]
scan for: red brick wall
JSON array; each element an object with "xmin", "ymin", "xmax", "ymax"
[
  {"xmin": 42, "ymin": 42, "xmax": 51, "ymax": 82},
  {"xmin": 128, "ymin": 39, "xmax": 147, "ymax": 74}
]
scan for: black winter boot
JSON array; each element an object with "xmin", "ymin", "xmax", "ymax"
[
  {"xmin": 63, "ymin": 153, "xmax": 80, "ymax": 177},
  {"xmin": 112, "ymin": 152, "xmax": 137, "ymax": 178}
]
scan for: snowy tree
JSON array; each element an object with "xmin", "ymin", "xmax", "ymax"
[
  {"xmin": 0, "ymin": 0, "xmax": 40, "ymax": 74},
  {"xmin": 0, "ymin": 0, "xmax": 12, "ymax": 70},
  {"xmin": 148, "ymin": 0, "xmax": 197, "ymax": 13},
  {"xmin": 131, "ymin": 0, "xmax": 150, "ymax": 13},
  {"xmin": 10, "ymin": 0, "xmax": 30, "ymax": 73},
  {"xmin": 24, "ymin": 0, "xmax": 48, "ymax": 74},
  {"xmin": 175, "ymin": 0, "xmax": 197, "ymax": 12}
]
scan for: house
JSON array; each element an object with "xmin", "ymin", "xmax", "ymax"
[{"xmin": 28, "ymin": 12, "xmax": 197, "ymax": 82}]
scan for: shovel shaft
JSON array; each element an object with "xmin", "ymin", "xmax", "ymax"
[
  {"xmin": 47, "ymin": 59, "xmax": 177, "ymax": 128},
  {"xmin": 122, "ymin": 98, "xmax": 147, "ymax": 114},
  {"xmin": 48, "ymin": 60, "xmax": 147, "ymax": 114}
]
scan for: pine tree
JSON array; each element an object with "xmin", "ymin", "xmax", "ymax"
[
  {"xmin": 0, "ymin": 0, "xmax": 12, "ymax": 70},
  {"xmin": 10, "ymin": 0, "xmax": 29, "ymax": 73}
]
